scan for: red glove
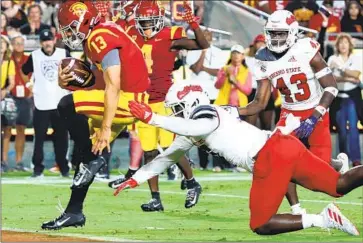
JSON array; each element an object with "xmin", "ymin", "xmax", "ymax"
[
  {"xmin": 113, "ymin": 178, "xmax": 138, "ymax": 196},
  {"xmin": 128, "ymin": 101, "xmax": 154, "ymax": 124},
  {"xmin": 178, "ymin": 0, "xmax": 200, "ymax": 30}
]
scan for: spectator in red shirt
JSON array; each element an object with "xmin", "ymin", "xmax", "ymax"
[
  {"xmin": 309, "ymin": 1, "xmax": 341, "ymax": 41},
  {"xmin": 2, "ymin": 34, "xmax": 32, "ymax": 172},
  {"xmin": 341, "ymin": 1, "xmax": 363, "ymax": 39}
]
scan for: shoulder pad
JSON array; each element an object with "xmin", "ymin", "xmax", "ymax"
[
  {"xmin": 189, "ymin": 105, "xmax": 218, "ymax": 120},
  {"xmin": 255, "ymin": 47, "xmax": 277, "ymax": 61}
]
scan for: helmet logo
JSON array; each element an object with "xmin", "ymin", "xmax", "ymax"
[
  {"xmin": 69, "ymin": 2, "xmax": 88, "ymax": 17},
  {"xmin": 286, "ymin": 15, "xmax": 296, "ymax": 25},
  {"xmin": 177, "ymin": 85, "xmax": 203, "ymax": 100}
]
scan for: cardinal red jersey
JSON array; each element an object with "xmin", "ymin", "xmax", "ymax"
[
  {"xmin": 84, "ymin": 21, "xmax": 150, "ymax": 93},
  {"xmin": 127, "ymin": 25, "xmax": 186, "ymax": 103}
]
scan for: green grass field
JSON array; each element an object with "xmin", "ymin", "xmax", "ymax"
[{"xmin": 2, "ymin": 171, "xmax": 363, "ymax": 242}]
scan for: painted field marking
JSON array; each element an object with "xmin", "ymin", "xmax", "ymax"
[{"xmin": 2, "ymin": 177, "xmax": 362, "ymax": 206}]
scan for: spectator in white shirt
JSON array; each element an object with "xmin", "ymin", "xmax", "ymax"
[
  {"xmin": 328, "ymin": 33, "xmax": 362, "ymax": 167},
  {"xmin": 21, "ymin": 29, "xmax": 70, "ymax": 178}
]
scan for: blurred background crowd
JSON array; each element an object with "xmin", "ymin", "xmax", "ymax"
[{"xmin": 1, "ymin": 0, "xmax": 362, "ymax": 176}]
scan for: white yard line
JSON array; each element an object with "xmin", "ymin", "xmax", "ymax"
[
  {"xmin": 2, "ymin": 227, "xmax": 141, "ymax": 242},
  {"xmin": 2, "ymin": 177, "xmax": 363, "ymax": 206}
]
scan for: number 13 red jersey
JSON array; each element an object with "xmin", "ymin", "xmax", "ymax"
[{"xmin": 84, "ymin": 21, "xmax": 150, "ymax": 93}]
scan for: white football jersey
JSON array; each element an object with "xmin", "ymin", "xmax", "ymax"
[
  {"xmin": 187, "ymin": 105, "xmax": 270, "ymax": 172},
  {"xmin": 254, "ymin": 38, "xmax": 323, "ymax": 111}
]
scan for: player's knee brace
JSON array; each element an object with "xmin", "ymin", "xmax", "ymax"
[
  {"xmin": 144, "ymin": 150, "xmax": 159, "ymax": 164},
  {"xmin": 57, "ymin": 94, "xmax": 75, "ymax": 119}
]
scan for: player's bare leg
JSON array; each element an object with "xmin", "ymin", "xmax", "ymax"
[
  {"xmin": 108, "ymin": 131, "xmax": 143, "ymax": 189},
  {"xmin": 285, "ymin": 183, "xmax": 306, "ymax": 215}
]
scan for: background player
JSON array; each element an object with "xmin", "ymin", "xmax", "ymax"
[
  {"xmin": 115, "ymin": 81, "xmax": 361, "ymax": 236},
  {"xmin": 109, "ymin": 0, "xmax": 209, "ymax": 212},
  {"xmin": 41, "ymin": 0, "xmax": 150, "ymax": 230},
  {"xmin": 238, "ymin": 10, "xmax": 348, "ymax": 215}
]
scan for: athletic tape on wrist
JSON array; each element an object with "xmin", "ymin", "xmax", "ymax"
[
  {"xmin": 315, "ymin": 105, "xmax": 327, "ymax": 116},
  {"xmin": 315, "ymin": 67, "xmax": 332, "ymax": 79},
  {"xmin": 324, "ymin": 86, "xmax": 339, "ymax": 97}
]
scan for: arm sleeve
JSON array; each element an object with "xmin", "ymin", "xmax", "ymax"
[
  {"xmin": 101, "ymin": 49, "xmax": 121, "ymax": 71},
  {"xmin": 150, "ymin": 114, "xmax": 219, "ymax": 137},
  {"xmin": 21, "ymin": 54, "xmax": 34, "ymax": 75},
  {"xmin": 132, "ymin": 136, "xmax": 193, "ymax": 185}
]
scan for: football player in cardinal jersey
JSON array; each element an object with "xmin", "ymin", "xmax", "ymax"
[
  {"xmin": 238, "ymin": 10, "xmax": 348, "ymax": 215},
  {"xmin": 108, "ymin": 0, "xmax": 209, "ymax": 212},
  {"xmin": 41, "ymin": 0, "xmax": 150, "ymax": 230},
  {"xmin": 115, "ymin": 81, "xmax": 362, "ymax": 236}
]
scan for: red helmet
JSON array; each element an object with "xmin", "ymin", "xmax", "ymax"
[
  {"xmin": 57, "ymin": 1, "xmax": 100, "ymax": 49},
  {"xmin": 134, "ymin": 1, "xmax": 165, "ymax": 38},
  {"xmin": 112, "ymin": 0, "xmax": 139, "ymax": 21}
]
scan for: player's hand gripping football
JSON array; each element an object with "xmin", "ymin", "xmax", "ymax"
[
  {"xmin": 128, "ymin": 101, "xmax": 154, "ymax": 124},
  {"xmin": 90, "ymin": 126, "xmax": 112, "ymax": 155},
  {"xmin": 178, "ymin": 0, "xmax": 200, "ymax": 30},
  {"xmin": 58, "ymin": 65, "xmax": 74, "ymax": 89},
  {"xmin": 294, "ymin": 116, "xmax": 318, "ymax": 139},
  {"xmin": 114, "ymin": 178, "xmax": 138, "ymax": 196}
]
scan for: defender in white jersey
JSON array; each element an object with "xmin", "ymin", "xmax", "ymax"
[
  {"xmin": 238, "ymin": 10, "xmax": 348, "ymax": 215},
  {"xmin": 113, "ymin": 81, "xmax": 362, "ymax": 236}
]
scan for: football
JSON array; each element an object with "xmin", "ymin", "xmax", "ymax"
[{"xmin": 60, "ymin": 57, "xmax": 95, "ymax": 90}]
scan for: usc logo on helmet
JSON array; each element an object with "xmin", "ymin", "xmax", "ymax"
[{"xmin": 69, "ymin": 2, "xmax": 88, "ymax": 17}]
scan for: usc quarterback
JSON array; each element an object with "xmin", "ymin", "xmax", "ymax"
[
  {"xmin": 42, "ymin": 0, "xmax": 150, "ymax": 230},
  {"xmin": 108, "ymin": 0, "xmax": 209, "ymax": 212}
]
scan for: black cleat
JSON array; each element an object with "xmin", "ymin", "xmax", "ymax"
[
  {"xmin": 108, "ymin": 176, "xmax": 127, "ymax": 189},
  {"xmin": 181, "ymin": 178, "xmax": 187, "ymax": 190},
  {"xmin": 141, "ymin": 198, "xmax": 164, "ymax": 212},
  {"xmin": 41, "ymin": 212, "xmax": 86, "ymax": 230},
  {"xmin": 71, "ymin": 157, "xmax": 106, "ymax": 189},
  {"xmin": 185, "ymin": 183, "xmax": 202, "ymax": 208}
]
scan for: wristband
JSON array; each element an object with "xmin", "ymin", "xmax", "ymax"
[{"xmin": 315, "ymin": 105, "xmax": 327, "ymax": 116}]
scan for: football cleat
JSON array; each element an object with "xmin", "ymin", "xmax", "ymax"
[
  {"xmin": 321, "ymin": 203, "xmax": 359, "ymax": 236},
  {"xmin": 331, "ymin": 153, "xmax": 349, "ymax": 174},
  {"xmin": 337, "ymin": 153, "xmax": 349, "ymax": 174},
  {"xmin": 41, "ymin": 212, "xmax": 86, "ymax": 230},
  {"xmin": 141, "ymin": 198, "xmax": 164, "ymax": 212},
  {"xmin": 185, "ymin": 182, "xmax": 202, "ymax": 208},
  {"xmin": 108, "ymin": 176, "xmax": 127, "ymax": 189},
  {"xmin": 71, "ymin": 157, "xmax": 106, "ymax": 189}
]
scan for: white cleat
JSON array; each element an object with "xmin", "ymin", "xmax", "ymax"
[
  {"xmin": 337, "ymin": 153, "xmax": 349, "ymax": 174},
  {"xmin": 321, "ymin": 203, "xmax": 360, "ymax": 236}
]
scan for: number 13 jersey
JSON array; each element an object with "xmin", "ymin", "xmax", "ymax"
[
  {"xmin": 254, "ymin": 37, "xmax": 323, "ymax": 111},
  {"xmin": 84, "ymin": 21, "xmax": 150, "ymax": 93}
]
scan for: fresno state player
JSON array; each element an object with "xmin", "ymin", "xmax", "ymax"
[
  {"xmin": 116, "ymin": 82, "xmax": 361, "ymax": 236},
  {"xmin": 42, "ymin": 1, "xmax": 149, "ymax": 230},
  {"xmin": 238, "ymin": 10, "xmax": 348, "ymax": 215},
  {"xmin": 108, "ymin": 0, "xmax": 209, "ymax": 211}
]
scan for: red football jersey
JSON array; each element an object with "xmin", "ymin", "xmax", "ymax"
[
  {"xmin": 84, "ymin": 21, "xmax": 150, "ymax": 93},
  {"xmin": 127, "ymin": 25, "xmax": 186, "ymax": 103}
]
